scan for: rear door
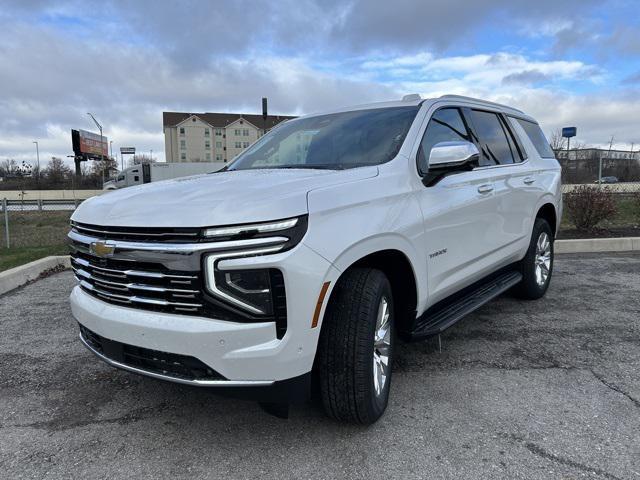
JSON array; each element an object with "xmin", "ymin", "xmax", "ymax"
[
  {"xmin": 415, "ymin": 106, "xmax": 502, "ymax": 304},
  {"xmin": 465, "ymin": 109, "xmax": 538, "ymax": 262}
]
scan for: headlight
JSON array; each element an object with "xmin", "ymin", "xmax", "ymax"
[
  {"xmin": 202, "ymin": 216, "xmax": 305, "ymax": 321},
  {"xmin": 201, "ymin": 215, "xmax": 307, "ymax": 252},
  {"xmin": 212, "ymin": 268, "xmax": 276, "ymax": 315}
]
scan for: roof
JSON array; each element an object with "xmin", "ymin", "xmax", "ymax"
[{"xmin": 163, "ymin": 112, "xmax": 296, "ymax": 130}]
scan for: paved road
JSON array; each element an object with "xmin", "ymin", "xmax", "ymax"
[{"xmin": 1, "ymin": 253, "xmax": 639, "ymax": 479}]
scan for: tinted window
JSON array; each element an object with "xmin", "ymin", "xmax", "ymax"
[
  {"xmin": 516, "ymin": 118, "xmax": 555, "ymax": 158},
  {"xmin": 228, "ymin": 107, "xmax": 419, "ymax": 171},
  {"xmin": 469, "ymin": 110, "xmax": 515, "ymax": 166},
  {"xmin": 418, "ymin": 108, "xmax": 470, "ymax": 174}
]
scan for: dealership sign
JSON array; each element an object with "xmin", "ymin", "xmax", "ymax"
[{"xmin": 120, "ymin": 147, "xmax": 136, "ymax": 155}]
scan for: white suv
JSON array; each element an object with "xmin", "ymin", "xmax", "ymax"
[{"xmin": 69, "ymin": 94, "xmax": 562, "ymax": 424}]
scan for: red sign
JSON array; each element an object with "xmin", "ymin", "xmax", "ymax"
[{"xmin": 78, "ymin": 129, "xmax": 108, "ymax": 156}]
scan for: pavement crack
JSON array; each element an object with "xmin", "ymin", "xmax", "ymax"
[
  {"xmin": 524, "ymin": 442, "xmax": 623, "ymax": 480},
  {"xmin": 590, "ymin": 369, "xmax": 640, "ymax": 409}
]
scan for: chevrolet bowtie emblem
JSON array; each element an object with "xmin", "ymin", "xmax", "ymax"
[{"xmin": 90, "ymin": 241, "xmax": 115, "ymax": 258}]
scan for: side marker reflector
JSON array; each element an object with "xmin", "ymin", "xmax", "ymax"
[{"xmin": 311, "ymin": 282, "xmax": 331, "ymax": 328}]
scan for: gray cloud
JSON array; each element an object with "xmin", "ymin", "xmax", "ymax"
[{"xmin": 502, "ymin": 69, "xmax": 552, "ymax": 85}]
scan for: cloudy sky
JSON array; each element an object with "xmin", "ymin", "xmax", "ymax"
[{"xmin": 1, "ymin": 0, "xmax": 639, "ymax": 166}]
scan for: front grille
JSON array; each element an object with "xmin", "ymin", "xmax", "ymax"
[
  {"xmin": 71, "ymin": 221, "xmax": 202, "ymax": 243},
  {"xmin": 71, "ymin": 251, "xmax": 205, "ymax": 315},
  {"xmin": 79, "ymin": 324, "xmax": 225, "ymax": 381}
]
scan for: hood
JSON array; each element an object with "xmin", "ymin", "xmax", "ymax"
[{"xmin": 72, "ymin": 167, "xmax": 378, "ymax": 227}]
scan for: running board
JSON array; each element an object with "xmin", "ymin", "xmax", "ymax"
[{"xmin": 407, "ymin": 270, "xmax": 522, "ymax": 341}]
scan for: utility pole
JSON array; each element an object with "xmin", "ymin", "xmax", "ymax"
[
  {"xmin": 87, "ymin": 112, "xmax": 104, "ymax": 187},
  {"xmin": 32, "ymin": 141, "xmax": 40, "ymax": 188}
]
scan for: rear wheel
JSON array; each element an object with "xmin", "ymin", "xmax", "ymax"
[
  {"xmin": 514, "ymin": 218, "xmax": 554, "ymax": 299},
  {"xmin": 317, "ymin": 268, "xmax": 394, "ymax": 424}
]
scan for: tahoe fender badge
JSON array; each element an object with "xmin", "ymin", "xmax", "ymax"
[
  {"xmin": 429, "ymin": 248, "xmax": 447, "ymax": 259},
  {"xmin": 90, "ymin": 241, "xmax": 116, "ymax": 258}
]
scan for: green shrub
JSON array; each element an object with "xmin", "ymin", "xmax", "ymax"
[{"xmin": 565, "ymin": 185, "xmax": 617, "ymax": 231}]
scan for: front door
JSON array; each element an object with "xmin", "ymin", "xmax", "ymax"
[{"xmin": 415, "ymin": 106, "xmax": 502, "ymax": 304}]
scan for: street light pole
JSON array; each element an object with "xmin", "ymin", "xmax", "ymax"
[
  {"xmin": 32, "ymin": 141, "xmax": 40, "ymax": 188},
  {"xmin": 87, "ymin": 112, "xmax": 104, "ymax": 187}
]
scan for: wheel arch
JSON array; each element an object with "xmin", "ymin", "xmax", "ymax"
[
  {"xmin": 535, "ymin": 202, "xmax": 558, "ymax": 237},
  {"xmin": 324, "ymin": 243, "xmax": 420, "ymax": 336}
]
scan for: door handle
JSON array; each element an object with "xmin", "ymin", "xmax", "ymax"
[
  {"xmin": 523, "ymin": 176, "xmax": 535, "ymax": 185},
  {"xmin": 477, "ymin": 184, "xmax": 493, "ymax": 194}
]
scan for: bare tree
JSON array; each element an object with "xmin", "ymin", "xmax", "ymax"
[
  {"xmin": 130, "ymin": 154, "xmax": 156, "ymax": 166},
  {"xmin": 549, "ymin": 129, "xmax": 566, "ymax": 153},
  {"xmin": 43, "ymin": 157, "xmax": 73, "ymax": 186}
]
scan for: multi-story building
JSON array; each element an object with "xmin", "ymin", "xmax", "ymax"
[{"xmin": 163, "ymin": 112, "xmax": 295, "ymax": 164}]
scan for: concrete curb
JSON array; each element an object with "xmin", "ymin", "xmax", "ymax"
[
  {"xmin": 556, "ymin": 237, "xmax": 640, "ymax": 254},
  {"xmin": 0, "ymin": 255, "xmax": 71, "ymax": 296}
]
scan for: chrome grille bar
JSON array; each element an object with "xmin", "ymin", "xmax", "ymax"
[
  {"xmin": 77, "ymin": 279, "xmax": 203, "ymax": 308},
  {"xmin": 72, "ymin": 266, "xmax": 199, "ymax": 294}
]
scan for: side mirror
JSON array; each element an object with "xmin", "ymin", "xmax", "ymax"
[{"xmin": 428, "ymin": 141, "xmax": 480, "ymax": 169}]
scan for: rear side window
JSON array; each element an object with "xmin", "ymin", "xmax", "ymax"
[
  {"xmin": 469, "ymin": 110, "xmax": 516, "ymax": 166},
  {"xmin": 516, "ymin": 119, "xmax": 555, "ymax": 158},
  {"xmin": 417, "ymin": 108, "xmax": 470, "ymax": 175}
]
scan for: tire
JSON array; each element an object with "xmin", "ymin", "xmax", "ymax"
[
  {"xmin": 514, "ymin": 218, "xmax": 554, "ymax": 299},
  {"xmin": 318, "ymin": 268, "xmax": 394, "ymax": 425}
]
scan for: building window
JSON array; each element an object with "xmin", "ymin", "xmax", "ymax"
[
  {"xmin": 179, "ymin": 127, "xmax": 185, "ymax": 135},
  {"xmin": 216, "ymin": 141, "xmax": 222, "ymax": 148},
  {"xmin": 234, "ymin": 129, "xmax": 241, "ymax": 136},
  {"xmin": 180, "ymin": 140, "xmax": 186, "ymax": 149},
  {"xmin": 204, "ymin": 128, "xmax": 210, "ymax": 136},
  {"xmin": 180, "ymin": 152, "xmax": 186, "ymax": 160},
  {"xmin": 243, "ymin": 142, "xmax": 249, "ymax": 148},
  {"xmin": 235, "ymin": 141, "xmax": 241, "ymax": 148},
  {"xmin": 243, "ymin": 129, "xmax": 249, "ymax": 136},
  {"xmin": 216, "ymin": 154, "xmax": 222, "ymax": 161},
  {"xmin": 205, "ymin": 140, "xmax": 211, "ymax": 149},
  {"xmin": 215, "ymin": 129, "xmax": 222, "ymax": 136},
  {"xmin": 206, "ymin": 152, "xmax": 211, "ymax": 161}
]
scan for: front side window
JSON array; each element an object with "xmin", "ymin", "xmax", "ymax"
[
  {"xmin": 417, "ymin": 108, "xmax": 470, "ymax": 175},
  {"xmin": 469, "ymin": 110, "xmax": 516, "ymax": 166},
  {"xmin": 228, "ymin": 106, "xmax": 419, "ymax": 171}
]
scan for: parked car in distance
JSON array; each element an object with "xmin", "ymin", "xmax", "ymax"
[
  {"xmin": 594, "ymin": 176, "xmax": 619, "ymax": 184},
  {"xmin": 69, "ymin": 94, "xmax": 562, "ymax": 424}
]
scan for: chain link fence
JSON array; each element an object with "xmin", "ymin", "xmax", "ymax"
[{"xmin": 1, "ymin": 198, "xmax": 80, "ymax": 270}]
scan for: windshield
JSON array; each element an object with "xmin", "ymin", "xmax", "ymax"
[{"xmin": 228, "ymin": 106, "xmax": 419, "ymax": 171}]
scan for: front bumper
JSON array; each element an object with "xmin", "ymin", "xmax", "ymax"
[{"xmin": 70, "ymin": 241, "xmax": 338, "ymax": 387}]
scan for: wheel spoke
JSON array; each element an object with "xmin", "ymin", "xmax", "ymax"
[{"xmin": 372, "ymin": 295, "xmax": 392, "ymax": 397}]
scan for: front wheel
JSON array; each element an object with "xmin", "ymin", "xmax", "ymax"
[
  {"xmin": 514, "ymin": 218, "xmax": 554, "ymax": 299},
  {"xmin": 317, "ymin": 268, "xmax": 394, "ymax": 424}
]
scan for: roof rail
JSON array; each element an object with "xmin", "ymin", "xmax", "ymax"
[{"xmin": 438, "ymin": 95, "xmax": 524, "ymax": 114}]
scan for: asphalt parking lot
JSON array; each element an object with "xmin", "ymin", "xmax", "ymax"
[{"xmin": 1, "ymin": 253, "xmax": 639, "ymax": 480}]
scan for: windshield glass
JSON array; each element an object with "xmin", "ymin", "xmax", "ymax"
[{"xmin": 228, "ymin": 106, "xmax": 419, "ymax": 171}]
